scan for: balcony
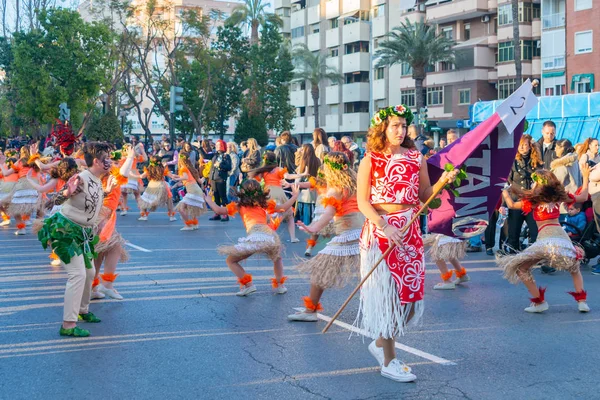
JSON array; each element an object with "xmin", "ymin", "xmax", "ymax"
[
  {"xmin": 342, "ymin": 52, "xmax": 370, "ymax": 73},
  {"xmin": 373, "ymin": 16, "xmax": 386, "ymax": 38},
  {"xmin": 373, "ymin": 79, "xmax": 386, "ymax": 100},
  {"xmin": 325, "ymin": 0, "xmax": 339, "ymax": 19},
  {"xmin": 426, "ymin": 69, "xmax": 489, "ymax": 85},
  {"xmin": 401, "ymin": 10, "xmax": 425, "ymax": 25},
  {"xmin": 532, "ymin": 58, "xmax": 541, "ymax": 75},
  {"xmin": 487, "ymin": 0, "xmax": 497, "ymax": 9},
  {"xmin": 497, "ymin": 24, "xmax": 532, "ymax": 41},
  {"xmin": 542, "ymin": 13, "xmax": 565, "ymax": 30},
  {"xmin": 281, "ymin": 16, "xmax": 291, "ymax": 33},
  {"xmin": 307, "ymin": 5, "xmax": 320, "ymax": 25},
  {"xmin": 341, "ymin": 0, "xmax": 370, "ymax": 15},
  {"xmin": 291, "ymin": 36, "xmax": 304, "ymax": 47},
  {"xmin": 325, "ymin": 114, "xmax": 341, "ymax": 133},
  {"xmin": 342, "ymin": 82, "xmax": 370, "ymax": 102},
  {"xmin": 342, "ymin": 21, "xmax": 370, "ymax": 44},
  {"xmin": 325, "ymin": 85, "xmax": 340, "ymax": 104},
  {"xmin": 291, "ymin": 9, "xmax": 305, "ymax": 29},
  {"xmin": 488, "ymin": 70, "xmax": 498, "ymax": 82},
  {"xmin": 532, "ymin": 18, "xmax": 540, "ymax": 37},
  {"xmin": 542, "ymin": 55, "xmax": 565, "ymax": 70},
  {"xmin": 326, "ymin": 56, "xmax": 339, "ymax": 70},
  {"xmin": 326, "ymin": 28, "xmax": 339, "ymax": 48},
  {"xmin": 274, "ymin": 0, "xmax": 291, "ymax": 9},
  {"xmin": 341, "ymin": 112, "xmax": 370, "ymax": 133},
  {"xmin": 426, "ymin": 0, "xmax": 490, "ymax": 24},
  {"xmin": 290, "ymin": 89, "xmax": 306, "ymax": 107},
  {"xmin": 497, "ymin": 62, "xmax": 533, "ymax": 78},
  {"xmin": 307, "ymin": 32, "xmax": 320, "ymax": 51}
]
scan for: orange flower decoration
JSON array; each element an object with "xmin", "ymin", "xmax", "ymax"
[
  {"xmin": 266, "ymin": 199, "xmax": 277, "ymax": 215},
  {"xmin": 27, "ymin": 154, "xmax": 41, "ymax": 164},
  {"xmin": 110, "ymin": 167, "xmax": 129, "ymax": 186},
  {"xmin": 226, "ymin": 202, "xmax": 239, "ymax": 217},
  {"xmin": 100, "ymin": 273, "xmax": 119, "ymax": 282},
  {"xmin": 268, "ymin": 216, "xmax": 281, "ymax": 231},
  {"xmin": 308, "ymin": 177, "xmax": 317, "ymax": 189},
  {"xmin": 321, "ymin": 196, "xmax": 343, "ymax": 214}
]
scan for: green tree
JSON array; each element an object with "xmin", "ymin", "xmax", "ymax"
[
  {"xmin": 292, "ymin": 44, "xmax": 342, "ymax": 129},
  {"xmin": 234, "ymin": 106, "xmax": 268, "ymax": 146},
  {"xmin": 85, "ymin": 110, "xmax": 124, "ymax": 143},
  {"xmin": 225, "ymin": 0, "xmax": 281, "ymax": 45},
  {"xmin": 375, "ymin": 19, "xmax": 455, "ymax": 112}
]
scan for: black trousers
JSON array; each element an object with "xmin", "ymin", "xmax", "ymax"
[
  {"xmin": 211, "ymin": 180, "xmax": 228, "ymax": 207},
  {"xmin": 485, "ymin": 210, "xmax": 508, "ymax": 250},
  {"xmin": 507, "ymin": 208, "xmax": 537, "ymax": 251}
]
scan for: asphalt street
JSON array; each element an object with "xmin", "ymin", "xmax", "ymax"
[{"xmin": 0, "ymin": 205, "xmax": 599, "ymax": 400}]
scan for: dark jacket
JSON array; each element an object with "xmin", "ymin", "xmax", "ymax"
[
  {"xmin": 274, "ymin": 143, "xmax": 297, "ymax": 174},
  {"xmin": 209, "ymin": 152, "xmax": 232, "ymax": 182},
  {"xmin": 508, "ymin": 155, "xmax": 535, "ymax": 201},
  {"xmin": 200, "ymin": 148, "xmax": 214, "ymax": 163},
  {"xmin": 537, "ymin": 138, "xmax": 556, "ymax": 169}
]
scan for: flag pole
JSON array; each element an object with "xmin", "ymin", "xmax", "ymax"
[{"xmin": 321, "ymin": 176, "xmax": 451, "ymax": 334}]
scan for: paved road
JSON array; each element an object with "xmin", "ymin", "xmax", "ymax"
[{"xmin": 0, "ymin": 207, "xmax": 598, "ymax": 399}]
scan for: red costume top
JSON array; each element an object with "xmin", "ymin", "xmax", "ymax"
[
  {"xmin": 369, "ymin": 151, "xmax": 422, "ymax": 205},
  {"xmin": 522, "ymin": 194, "xmax": 576, "ymax": 221}
]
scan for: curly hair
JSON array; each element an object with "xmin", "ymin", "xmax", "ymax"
[
  {"xmin": 248, "ymin": 151, "xmax": 278, "ymax": 178},
  {"xmin": 577, "ymin": 137, "xmax": 598, "ymax": 158},
  {"xmin": 366, "ymin": 117, "xmax": 416, "ymax": 153},
  {"xmin": 50, "ymin": 158, "xmax": 78, "ymax": 181},
  {"xmin": 516, "ymin": 134, "xmax": 543, "ymax": 168},
  {"xmin": 235, "ymin": 179, "xmax": 270, "ymax": 208},
  {"xmin": 146, "ymin": 156, "xmax": 166, "ymax": 181},
  {"xmin": 322, "ymin": 152, "xmax": 357, "ymax": 197},
  {"xmin": 510, "ymin": 169, "xmax": 571, "ymax": 205},
  {"xmin": 178, "ymin": 152, "xmax": 200, "ymax": 182}
]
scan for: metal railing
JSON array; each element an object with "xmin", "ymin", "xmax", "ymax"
[
  {"xmin": 542, "ymin": 13, "xmax": 565, "ymax": 30},
  {"xmin": 542, "ymin": 55, "xmax": 565, "ymax": 70}
]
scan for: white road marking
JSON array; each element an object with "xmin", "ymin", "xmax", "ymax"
[
  {"xmin": 316, "ymin": 313, "xmax": 457, "ymax": 366},
  {"xmin": 125, "ymin": 242, "xmax": 152, "ymax": 252}
]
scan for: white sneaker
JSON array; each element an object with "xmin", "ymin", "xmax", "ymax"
[
  {"xmin": 120, "ymin": 210, "xmax": 128, "ymax": 216},
  {"xmin": 15, "ymin": 229, "xmax": 25, "ymax": 236},
  {"xmin": 288, "ymin": 309, "xmax": 318, "ymax": 322},
  {"xmin": 100, "ymin": 286, "xmax": 124, "ymax": 300},
  {"xmin": 304, "ymin": 247, "xmax": 313, "ymax": 257},
  {"xmin": 524, "ymin": 301, "xmax": 549, "ymax": 313},
  {"xmin": 236, "ymin": 284, "xmax": 257, "ymax": 297},
  {"xmin": 578, "ymin": 302, "xmax": 591, "ymax": 313},
  {"xmin": 453, "ymin": 274, "xmax": 471, "ymax": 285},
  {"xmin": 138, "ymin": 216, "xmax": 148, "ymax": 221},
  {"xmin": 274, "ymin": 285, "xmax": 287, "ymax": 295},
  {"xmin": 91, "ymin": 291, "xmax": 106, "ymax": 300},
  {"xmin": 0, "ymin": 219, "xmax": 11, "ymax": 227},
  {"xmin": 368, "ymin": 340, "xmax": 385, "ymax": 366},
  {"xmin": 180, "ymin": 226, "xmax": 194, "ymax": 231},
  {"xmin": 192, "ymin": 225, "xmax": 199, "ymax": 230},
  {"xmin": 169, "ymin": 216, "xmax": 177, "ymax": 222},
  {"xmin": 50, "ymin": 259, "xmax": 62, "ymax": 267},
  {"xmin": 381, "ymin": 359, "xmax": 417, "ymax": 383},
  {"xmin": 433, "ymin": 281, "xmax": 456, "ymax": 290}
]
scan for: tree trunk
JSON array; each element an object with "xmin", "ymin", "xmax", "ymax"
[
  {"xmin": 311, "ymin": 84, "xmax": 319, "ymax": 128},
  {"xmin": 414, "ymin": 73, "xmax": 425, "ymax": 113},
  {"xmin": 15, "ymin": 0, "xmax": 19, "ymax": 33},
  {"xmin": 512, "ymin": 0, "xmax": 522, "ymax": 87},
  {"xmin": 250, "ymin": 19, "xmax": 259, "ymax": 45}
]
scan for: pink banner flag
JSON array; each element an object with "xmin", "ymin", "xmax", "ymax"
[{"xmin": 426, "ymin": 80, "xmax": 538, "ymax": 238}]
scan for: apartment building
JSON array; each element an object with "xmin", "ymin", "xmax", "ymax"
[
  {"xmin": 565, "ymin": 0, "xmax": 597, "ymax": 94},
  {"xmin": 277, "ymin": 0, "xmax": 544, "ymax": 140}
]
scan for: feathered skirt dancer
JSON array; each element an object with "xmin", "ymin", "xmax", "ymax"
[
  {"xmin": 175, "ymin": 182, "xmax": 208, "ymax": 220},
  {"xmin": 218, "ymin": 223, "xmax": 282, "ymax": 262},
  {"xmin": 8, "ymin": 178, "xmax": 41, "ymax": 217},
  {"xmin": 138, "ymin": 180, "xmax": 172, "ymax": 212}
]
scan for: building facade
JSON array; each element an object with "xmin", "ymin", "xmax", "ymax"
[{"xmin": 565, "ymin": 0, "xmax": 597, "ymax": 95}]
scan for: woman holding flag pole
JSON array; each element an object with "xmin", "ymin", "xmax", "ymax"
[{"xmin": 353, "ymin": 105, "xmax": 459, "ymax": 383}]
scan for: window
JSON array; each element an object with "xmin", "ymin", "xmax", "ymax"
[
  {"xmin": 555, "ymin": 84, "xmax": 566, "ymax": 95},
  {"xmin": 401, "ymin": 63, "xmax": 413, "ymax": 76},
  {"xmin": 375, "ymin": 67, "xmax": 385, "ymax": 80},
  {"xmin": 442, "ymin": 27, "xmax": 453, "ymax": 40},
  {"xmin": 344, "ymin": 102, "xmax": 369, "ymax": 113},
  {"xmin": 427, "ymin": 86, "xmax": 444, "ymax": 106},
  {"xmin": 275, "ymin": 8, "xmax": 290, "ymax": 17},
  {"xmin": 151, "ymin": 120, "xmax": 159, "ymax": 128},
  {"xmin": 498, "ymin": 4, "xmax": 512, "ymax": 26},
  {"xmin": 439, "ymin": 61, "xmax": 455, "ymax": 71},
  {"xmin": 328, "ymin": 47, "xmax": 339, "ymax": 57},
  {"xmin": 498, "ymin": 3, "xmax": 538, "ymax": 25},
  {"xmin": 575, "ymin": 0, "xmax": 592, "ymax": 10},
  {"xmin": 576, "ymin": 78, "xmax": 592, "ymax": 93},
  {"xmin": 533, "ymin": 3, "xmax": 541, "ymax": 19},
  {"xmin": 458, "ymin": 89, "xmax": 471, "ymax": 105},
  {"xmin": 575, "ymin": 31, "xmax": 593, "ymax": 54},
  {"xmin": 300, "ymin": 81, "xmax": 306, "ymax": 90},
  {"xmin": 545, "ymin": 87, "xmax": 554, "ymax": 96},
  {"xmin": 344, "ymin": 41, "xmax": 369, "ymax": 54},
  {"xmin": 329, "ymin": 104, "xmax": 339, "ymax": 114},
  {"xmin": 309, "ymin": 23, "xmax": 320, "ymax": 34},
  {"xmin": 344, "ymin": 71, "xmax": 369, "ymax": 84},
  {"xmin": 401, "ymin": 89, "xmax": 415, "ymax": 108},
  {"xmin": 498, "ymin": 40, "xmax": 538, "ymax": 62},
  {"xmin": 375, "ymin": 99, "xmax": 387, "ymax": 110},
  {"xmin": 498, "ymin": 79, "xmax": 516, "ymax": 99},
  {"xmin": 291, "ymin": 26, "xmax": 304, "ymax": 38},
  {"xmin": 329, "ymin": 18, "xmax": 338, "ymax": 29},
  {"xmin": 373, "ymin": 4, "xmax": 385, "ymax": 18},
  {"xmin": 464, "ymin": 23, "xmax": 471, "ymax": 41},
  {"xmin": 498, "ymin": 41, "xmax": 514, "ymax": 62},
  {"xmin": 298, "ymin": 106, "xmax": 306, "ymax": 117},
  {"xmin": 343, "ymin": 10, "xmax": 370, "ymax": 24}
]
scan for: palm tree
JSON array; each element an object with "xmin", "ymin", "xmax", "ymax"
[
  {"xmin": 225, "ymin": 0, "xmax": 281, "ymax": 45},
  {"xmin": 375, "ymin": 19, "xmax": 455, "ymax": 113},
  {"xmin": 511, "ymin": 0, "xmax": 522, "ymax": 86},
  {"xmin": 292, "ymin": 44, "xmax": 342, "ymax": 129}
]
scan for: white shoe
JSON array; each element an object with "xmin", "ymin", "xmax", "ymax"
[
  {"xmin": 169, "ymin": 216, "xmax": 177, "ymax": 222},
  {"xmin": 304, "ymin": 247, "xmax": 313, "ymax": 257},
  {"xmin": 524, "ymin": 301, "xmax": 549, "ymax": 313},
  {"xmin": 25, "ymin": 220, "xmax": 32, "ymax": 226},
  {"xmin": 287, "ymin": 309, "xmax": 318, "ymax": 322},
  {"xmin": 453, "ymin": 274, "xmax": 471, "ymax": 285},
  {"xmin": 368, "ymin": 341, "xmax": 412, "ymax": 373},
  {"xmin": 91, "ymin": 291, "xmax": 106, "ymax": 300},
  {"xmin": 0, "ymin": 219, "xmax": 10, "ymax": 227},
  {"xmin": 193, "ymin": 225, "xmax": 199, "ymax": 230},
  {"xmin": 578, "ymin": 302, "xmax": 591, "ymax": 313},
  {"xmin": 381, "ymin": 359, "xmax": 417, "ymax": 383},
  {"xmin": 236, "ymin": 284, "xmax": 257, "ymax": 296},
  {"xmin": 100, "ymin": 286, "xmax": 124, "ymax": 300},
  {"xmin": 50, "ymin": 259, "xmax": 62, "ymax": 267},
  {"xmin": 288, "ymin": 238, "xmax": 300, "ymax": 243},
  {"xmin": 120, "ymin": 210, "xmax": 128, "ymax": 216},
  {"xmin": 180, "ymin": 226, "xmax": 194, "ymax": 231},
  {"xmin": 15, "ymin": 229, "xmax": 26, "ymax": 235},
  {"xmin": 433, "ymin": 281, "xmax": 456, "ymax": 290},
  {"xmin": 138, "ymin": 216, "xmax": 148, "ymax": 221},
  {"xmin": 274, "ymin": 284, "xmax": 287, "ymax": 295}
]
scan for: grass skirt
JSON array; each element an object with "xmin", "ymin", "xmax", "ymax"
[
  {"xmin": 7, "ymin": 179, "xmax": 41, "ymax": 216},
  {"xmin": 138, "ymin": 181, "xmax": 170, "ymax": 211},
  {"xmin": 122, "ymin": 179, "xmax": 140, "ymax": 194},
  {"xmin": 0, "ymin": 181, "xmax": 16, "ymax": 206},
  {"xmin": 297, "ymin": 227, "xmax": 361, "ymax": 288},
  {"xmin": 218, "ymin": 224, "xmax": 281, "ymax": 261},
  {"xmin": 497, "ymin": 225, "xmax": 581, "ymax": 284},
  {"xmin": 423, "ymin": 234, "xmax": 466, "ymax": 262},
  {"xmin": 175, "ymin": 183, "xmax": 207, "ymax": 218},
  {"xmin": 95, "ymin": 206, "xmax": 129, "ymax": 262}
]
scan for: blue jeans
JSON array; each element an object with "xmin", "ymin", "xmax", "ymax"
[{"xmin": 470, "ymin": 236, "xmax": 482, "ymax": 247}]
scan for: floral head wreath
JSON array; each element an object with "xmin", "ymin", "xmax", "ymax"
[
  {"xmin": 179, "ymin": 153, "xmax": 188, "ymax": 160},
  {"xmin": 149, "ymin": 159, "xmax": 159, "ymax": 167},
  {"xmin": 323, "ymin": 156, "xmax": 348, "ymax": 171},
  {"xmin": 110, "ymin": 150, "xmax": 122, "ymax": 161},
  {"xmin": 238, "ymin": 179, "xmax": 266, "ymax": 201},
  {"xmin": 370, "ymin": 104, "xmax": 414, "ymax": 127},
  {"xmin": 262, "ymin": 154, "xmax": 276, "ymax": 165},
  {"xmin": 531, "ymin": 172, "xmax": 548, "ymax": 186}
]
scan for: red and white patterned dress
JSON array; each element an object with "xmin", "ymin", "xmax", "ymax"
[{"xmin": 355, "ymin": 150, "xmax": 425, "ymax": 339}]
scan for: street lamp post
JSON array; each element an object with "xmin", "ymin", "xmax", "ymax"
[
  {"xmin": 100, "ymin": 94, "xmax": 108, "ymax": 115},
  {"xmin": 143, "ymin": 107, "xmax": 150, "ymax": 150},
  {"xmin": 119, "ymin": 110, "xmax": 127, "ymax": 133}
]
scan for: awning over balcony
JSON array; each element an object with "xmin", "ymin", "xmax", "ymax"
[
  {"xmin": 571, "ymin": 73, "xmax": 595, "ymax": 90},
  {"xmin": 453, "ymin": 36, "xmax": 488, "ymax": 48},
  {"xmin": 542, "ymin": 71, "xmax": 565, "ymax": 78}
]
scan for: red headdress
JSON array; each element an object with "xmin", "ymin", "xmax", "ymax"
[{"xmin": 50, "ymin": 119, "xmax": 81, "ymax": 156}]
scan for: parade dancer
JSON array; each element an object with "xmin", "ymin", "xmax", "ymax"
[
  {"xmin": 249, "ymin": 151, "xmax": 298, "ymax": 242},
  {"xmin": 287, "ymin": 152, "xmax": 364, "ymax": 321},
  {"xmin": 37, "ymin": 142, "xmax": 114, "ymax": 337},
  {"xmin": 0, "ymin": 154, "xmax": 18, "ymax": 227},
  {"xmin": 498, "ymin": 167, "xmax": 591, "ymax": 313},
  {"xmin": 423, "ymin": 234, "xmax": 470, "ymax": 290},
  {"xmin": 203, "ymin": 180, "xmax": 299, "ymax": 296},
  {"xmin": 91, "ymin": 148, "xmax": 134, "ymax": 301},
  {"xmin": 134, "ymin": 155, "xmax": 177, "ymax": 222},
  {"xmin": 354, "ymin": 105, "xmax": 458, "ymax": 382},
  {"xmin": 120, "ymin": 142, "xmax": 147, "ymax": 216},
  {"xmin": 174, "ymin": 153, "xmax": 208, "ymax": 231}
]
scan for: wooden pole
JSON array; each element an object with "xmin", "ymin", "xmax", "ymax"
[{"xmin": 321, "ymin": 176, "xmax": 450, "ymax": 334}]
